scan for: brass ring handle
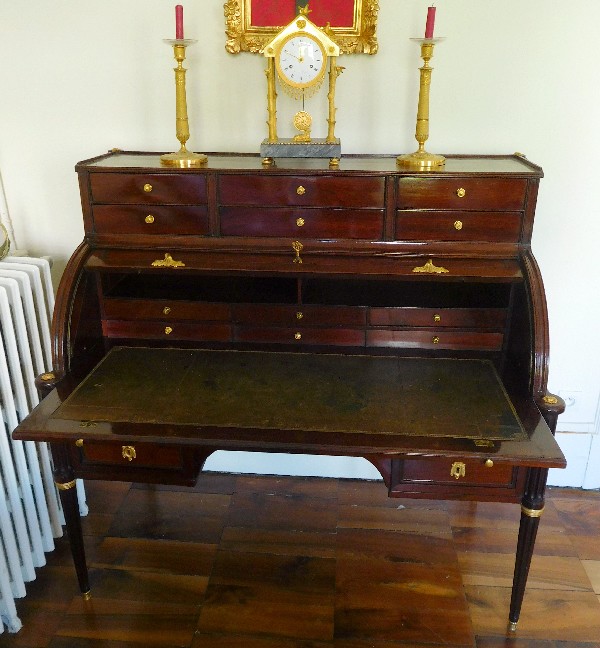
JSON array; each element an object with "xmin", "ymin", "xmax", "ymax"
[
  {"xmin": 296, "ymin": 218, "xmax": 305, "ymax": 227},
  {"xmin": 454, "ymin": 220, "xmax": 463, "ymax": 231},
  {"xmin": 296, "ymin": 186, "xmax": 306, "ymax": 195},
  {"xmin": 122, "ymin": 445, "xmax": 136, "ymax": 462},
  {"xmin": 456, "ymin": 188, "xmax": 466, "ymax": 198},
  {"xmin": 145, "ymin": 215, "xmax": 155, "ymax": 224},
  {"xmin": 143, "ymin": 183, "xmax": 153, "ymax": 193}
]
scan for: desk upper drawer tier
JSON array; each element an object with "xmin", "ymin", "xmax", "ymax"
[
  {"xmin": 397, "ymin": 178, "xmax": 527, "ymax": 211},
  {"xmin": 219, "ymin": 175, "xmax": 386, "ymax": 208},
  {"xmin": 90, "ymin": 173, "xmax": 207, "ymax": 204}
]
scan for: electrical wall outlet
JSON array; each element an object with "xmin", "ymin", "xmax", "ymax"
[{"xmin": 558, "ymin": 389, "xmax": 598, "ymax": 424}]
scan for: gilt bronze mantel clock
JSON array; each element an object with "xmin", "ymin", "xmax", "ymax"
[{"xmin": 260, "ymin": 6, "xmax": 343, "ymax": 166}]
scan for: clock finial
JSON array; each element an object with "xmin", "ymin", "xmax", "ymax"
[{"xmin": 298, "ymin": 2, "xmax": 312, "ymax": 17}]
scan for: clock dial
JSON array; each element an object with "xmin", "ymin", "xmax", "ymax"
[{"xmin": 276, "ymin": 34, "xmax": 327, "ymax": 89}]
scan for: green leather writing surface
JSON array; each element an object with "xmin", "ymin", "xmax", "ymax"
[{"xmin": 52, "ymin": 347, "xmax": 525, "ymax": 441}]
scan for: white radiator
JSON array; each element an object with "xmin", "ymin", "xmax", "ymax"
[{"xmin": 0, "ymin": 256, "xmax": 87, "ymax": 633}]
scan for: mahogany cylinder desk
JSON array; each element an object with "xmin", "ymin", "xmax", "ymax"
[{"xmin": 14, "ymin": 151, "xmax": 566, "ymax": 631}]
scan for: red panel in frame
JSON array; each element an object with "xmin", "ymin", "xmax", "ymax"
[
  {"xmin": 251, "ymin": 0, "xmax": 355, "ymax": 29},
  {"xmin": 224, "ymin": 0, "xmax": 379, "ymax": 55}
]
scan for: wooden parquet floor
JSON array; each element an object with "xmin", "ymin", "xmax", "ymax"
[{"xmin": 1, "ymin": 474, "xmax": 599, "ymax": 648}]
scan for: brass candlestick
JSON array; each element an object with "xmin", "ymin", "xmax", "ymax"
[
  {"xmin": 397, "ymin": 38, "xmax": 445, "ymax": 170},
  {"xmin": 161, "ymin": 39, "xmax": 207, "ymax": 168}
]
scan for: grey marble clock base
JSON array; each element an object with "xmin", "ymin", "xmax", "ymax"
[{"xmin": 260, "ymin": 138, "xmax": 341, "ymax": 159}]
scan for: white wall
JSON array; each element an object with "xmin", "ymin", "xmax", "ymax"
[{"xmin": 1, "ymin": 1, "xmax": 598, "ymax": 486}]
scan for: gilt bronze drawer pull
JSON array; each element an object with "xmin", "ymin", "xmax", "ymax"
[
  {"xmin": 450, "ymin": 462, "xmax": 466, "ymax": 479},
  {"xmin": 294, "ymin": 332, "xmax": 302, "ymax": 340},
  {"xmin": 145, "ymin": 215, "xmax": 155, "ymax": 224},
  {"xmin": 164, "ymin": 326, "xmax": 173, "ymax": 335},
  {"xmin": 151, "ymin": 253, "xmax": 185, "ymax": 268},
  {"xmin": 122, "ymin": 446, "xmax": 136, "ymax": 462},
  {"xmin": 456, "ymin": 187, "xmax": 466, "ymax": 198},
  {"xmin": 454, "ymin": 220, "xmax": 463, "ymax": 230},
  {"xmin": 432, "ymin": 336, "xmax": 440, "ymax": 344},
  {"xmin": 433, "ymin": 314, "xmax": 441, "ymax": 323},
  {"xmin": 412, "ymin": 259, "xmax": 449, "ymax": 274},
  {"xmin": 296, "ymin": 218, "xmax": 305, "ymax": 227},
  {"xmin": 485, "ymin": 459, "xmax": 494, "ymax": 468},
  {"xmin": 163, "ymin": 307, "xmax": 171, "ymax": 315},
  {"xmin": 296, "ymin": 186, "xmax": 306, "ymax": 195},
  {"xmin": 296, "ymin": 312, "xmax": 304, "ymax": 320},
  {"xmin": 143, "ymin": 183, "xmax": 153, "ymax": 193}
]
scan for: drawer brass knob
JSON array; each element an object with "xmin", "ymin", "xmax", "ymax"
[
  {"xmin": 433, "ymin": 314, "xmax": 441, "ymax": 323},
  {"xmin": 432, "ymin": 336, "xmax": 440, "ymax": 344},
  {"xmin": 454, "ymin": 220, "xmax": 463, "ymax": 231},
  {"xmin": 450, "ymin": 461, "xmax": 466, "ymax": 479},
  {"xmin": 122, "ymin": 445, "xmax": 136, "ymax": 462},
  {"xmin": 296, "ymin": 311, "xmax": 304, "ymax": 320},
  {"xmin": 75, "ymin": 439, "xmax": 84, "ymax": 447},
  {"xmin": 456, "ymin": 187, "xmax": 466, "ymax": 198},
  {"xmin": 143, "ymin": 183, "xmax": 153, "ymax": 193},
  {"xmin": 164, "ymin": 326, "xmax": 173, "ymax": 335},
  {"xmin": 294, "ymin": 332, "xmax": 302, "ymax": 340},
  {"xmin": 163, "ymin": 307, "xmax": 171, "ymax": 315},
  {"xmin": 296, "ymin": 186, "xmax": 306, "ymax": 195},
  {"xmin": 296, "ymin": 217, "xmax": 305, "ymax": 227},
  {"xmin": 485, "ymin": 459, "xmax": 494, "ymax": 468},
  {"xmin": 145, "ymin": 215, "xmax": 155, "ymax": 224}
]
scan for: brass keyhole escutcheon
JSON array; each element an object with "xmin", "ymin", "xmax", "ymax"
[
  {"xmin": 145, "ymin": 215, "xmax": 155, "ymax": 224},
  {"xmin": 433, "ymin": 314, "xmax": 441, "ymax": 323},
  {"xmin": 122, "ymin": 445, "xmax": 136, "ymax": 462},
  {"xmin": 143, "ymin": 183, "xmax": 153, "ymax": 193},
  {"xmin": 294, "ymin": 332, "xmax": 302, "ymax": 340},
  {"xmin": 296, "ymin": 186, "xmax": 306, "ymax": 195},
  {"xmin": 296, "ymin": 218, "xmax": 305, "ymax": 227},
  {"xmin": 296, "ymin": 312, "xmax": 304, "ymax": 320},
  {"xmin": 292, "ymin": 241, "xmax": 303, "ymax": 264},
  {"xmin": 450, "ymin": 462, "xmax": 466, "ymax": 479},
  {"xmin": 485, "ymin": 459, "xmax": 494, "ymax": 468},
  {"xmin": 454, "ymin": 220, "xmax": 463, "ymax": 231},
  {"xmin": 432, "ymin": 336, "xmax": 440, "ymax": 344},
  {"xmin": 456, "ymin": 187, "xmax": 466, "ymax": 198},
  {"xmin": 163, "ymin": 307, "xmax": 171, "ymax": 315},
  {"xmin": 164, "ymin": 326, "xmax": 173, "ymax": 335}
]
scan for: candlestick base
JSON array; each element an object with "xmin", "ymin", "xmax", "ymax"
[
  {"xmin": 160, "ymin": 150, "xmax": 207, "ymax": 168},
  {"xmin": 397, "ymin": 149, "xmax": 445, "ymax": 170}
]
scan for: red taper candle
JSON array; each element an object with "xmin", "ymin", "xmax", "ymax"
[
  {"xmin": 424, "ymin": 5, "xmax": 436, "ymax": 39},
  {"xmin": 175, "ymin": 5, "xmax": 184, "ymax": 39}
]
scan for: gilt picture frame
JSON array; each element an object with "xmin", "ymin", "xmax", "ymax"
[{"xmin": 224, "ymin": 0, "xmax": 379, "ymax": 55}]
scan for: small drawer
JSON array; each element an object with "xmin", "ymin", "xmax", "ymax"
[
  {"xmin": 234, "ymin": 304, "xmax": 366, "ymax": 327},
  {"xmin": 102, "ymin": 320, "xmax": 232, "ymax": 342},
  {"xmin": 220, "ymin": 207, "xmax": 384, "ymax": 240},
  {"xmin": 235, "ymin": 326, "xmax": 365, "ymax": 347},
  {"xmin": 395, "ymin": 211, "xmax": 522, "ymax": 243},
  {"xmin": 70, "ymin": 441, "xmax": 201, "ymax": 485},
  {"xmin": 389, "ymin": 457, "xmax": 523, "ymax": 499},
  {"xmin": 369, "ymin": 307, "xmax": 507, "ymax": 329},
  {"xmin": 366, "ymin": 329, "xmax": 504, "ymax": 351},
  {"xmin": 103, "ymin": 298, "xmax": 231, "ymax": 322},
  {"xmin": 90, "ymin": 173, "xmax": 207, "ymax": 205},
  {"xmin": 93, "ymin": 205, "xmax": 209, "ymax": 236},
  {"xmin": 397, "ymin": 178, "xmax": 527, "ymax": 211},
  {"xmin": 219, "ymin": 175, "xmax": 385, "ymax": 208}
]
